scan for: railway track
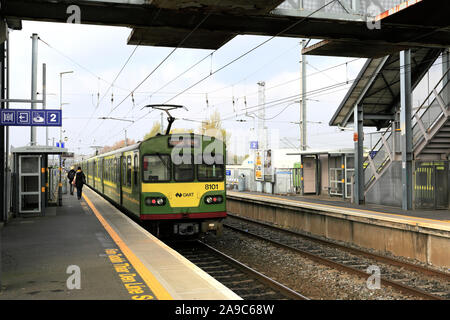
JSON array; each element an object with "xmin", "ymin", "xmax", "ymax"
[
  {"xmin": 224, "ymin": 214, "xmax": 450, "ymax": 300},
  {"xmin": 171, "ymin": 240, "xmax": 309, "ymax": 300}
]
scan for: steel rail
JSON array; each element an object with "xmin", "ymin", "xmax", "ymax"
[
  {"xmin": 224, "ymin": 217, "xmax": 445, "ymax": 300},
  {"xmin": 174, "ymin": 240, "xmax": 310, "ymax": 300},
  {"xmin": 196, "ymin": 241, "xmax": 310, "ymax": 300},
  {"xmin": 227, "ymin": 213, "xmax": 450, "ymax": 281}
]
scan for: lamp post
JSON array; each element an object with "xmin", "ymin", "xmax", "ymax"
[{"xmin": 58, "ymin": 71, "xmax": 73, "ymax": 206}]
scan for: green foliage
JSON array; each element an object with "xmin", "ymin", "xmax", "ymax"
[{"xmin": 143, "ymin": 121, "xmax": 161, "ymax": 140}]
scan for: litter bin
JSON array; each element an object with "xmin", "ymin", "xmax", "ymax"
[{"xmin": 238, "ymin": 174, "xmax": 246, "ymax": 192}]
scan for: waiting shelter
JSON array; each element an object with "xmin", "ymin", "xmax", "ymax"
[
  {"xmin": 289, "ymin": 149, "xmax": 356, "ymax": 200},
  {"xmin": 11, "ymin": 145, "xmax": 68, "ymax": 218}
]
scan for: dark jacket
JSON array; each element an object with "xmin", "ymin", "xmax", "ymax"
[
  {"xmin": 67, "ymin": 169, "xmax": 76, "ymax": 182},
  {"xmin": 75, "ymin": 170, "xmax": 86, "ymax": 188}
]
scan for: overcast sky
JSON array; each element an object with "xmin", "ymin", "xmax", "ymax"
[{"xmin": 7, "ymin": 20, "xmax": 443, "ymax": 157}]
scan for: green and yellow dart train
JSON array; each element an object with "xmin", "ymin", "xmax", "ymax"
[{"xmin": 79, "ymin": 133, "xmax": 226, "ymax": 238}]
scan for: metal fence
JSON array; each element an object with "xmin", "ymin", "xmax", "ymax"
[
  {"xmin": 414, "ymin": 161, "xmax": 449, "ymax": 209},
  {"xmin": 48, "ymin": 168, "xmax": 68, "ymax": 204}
]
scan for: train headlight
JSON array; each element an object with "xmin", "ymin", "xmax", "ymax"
[
  {"xmin": 145, "ymin": 197, "xmax": 166, "ymax": 206},
  {"xmin": 145, "ymin": 197, "xmax": 153, "ymax": 206},
  {"xmin": 205, "ymin": 195, "xmax": 223, "ymax": 204}
]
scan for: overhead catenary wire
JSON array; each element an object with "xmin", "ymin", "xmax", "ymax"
[
  {"xmin": 102, "ymin": 0, "xmax": 340, "ymax": 144},
  {"xmin": 101, "ymin": 70, "xmax": 355, "ymax": 146},
  {"xmin": 109, "ymin": 5, "xmax": 218, "ymax": 115},
  {"xmin": 38, "ymin": 37, "xmax": 132, "ymax": 93},
  {"xmin": 131, "ymin": 50, "xmax": 216, "ymax": 116},
  {"xmin": 204, "ymin": 57, "xmax": 363, "ymax": 110},
  {"xmin": 207, "ymin": 41, "xmax": 301, "ymax": 95},
  {"xmin": 74, "ymin": 44, "xmax": 141, "ymax": 143},
  {"xmin": 95, "ymin": 13, "xmax": 447, "ymax": 147},
  {"xmin": 81, "ymin": 2, "xmax": 221, "ymax": 145},
  {"xmin": 83, "ymin": 52, "xmax": 447, "ymax": 148},
  {"xmin": 160, "ymin": 0, "xmax": 340, "ymax": 105},
  {"xmin": 79, "ymin": 5, "xmax": 219, "ymax": 141}
]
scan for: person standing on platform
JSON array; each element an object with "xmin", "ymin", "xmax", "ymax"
[
  {"xmin": 74, "ymin": 167, "xmax": 86, "ymax": 200},
  {"xmin": 67, "ymin": 166, "xmax": 76, "ymax": 195}
]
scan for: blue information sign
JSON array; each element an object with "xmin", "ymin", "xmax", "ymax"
[
  {"xmin": 1, "ymin": 109, "xmax": 62, "ymax": 127},
  {"xmin": 250, "ymin": 141, "xmax": 258, "ymax": 150},
  {"xmin": 226, "ymin": 170, "xmax": 231, "ymax": 176}
]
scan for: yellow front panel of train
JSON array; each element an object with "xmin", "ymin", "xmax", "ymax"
[{"xmin": 142, "ymin": 182, "xmax": 225, "ymax": 207}]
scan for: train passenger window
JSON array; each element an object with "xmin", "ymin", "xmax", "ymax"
[
  {"xmin": 142, "ymin": 155, "xmax": 170, "ymax": 182},
  {"xmin": 134, "ymin": 154, "xmax": 138, "ymax": 186},
  {"xmin": 127, "ymin": 156, "xmax": 132, "ymax": 186},
  {"xmin": 117, "ymin": 158, "xmax": 120, "ymax": 182},
  {"xmin": 198, "ymin": 163, "xmax": 225, "ymax": 181},
  {"xmin": 122, "ymin": 157, "xmax": 126, "ymax": 185}
]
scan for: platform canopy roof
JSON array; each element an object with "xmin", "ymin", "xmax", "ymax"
[
  {"xmin": 329, "ymin": 47, "xmax": 443, "ymax": 129},
  {"xmin": 2, "ymin": 0, "xmax": 450, "ymax": 55},
  {"xmin": 11, "ymin": 145, "xmax": 68, "ymax": 155},
  {"xmin": 302, "ymin": 0, "xmax": 450, "ymax": 58}
]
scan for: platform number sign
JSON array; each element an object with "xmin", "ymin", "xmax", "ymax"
[
  {"xmin": 46, "ymin": 111, "xmax": 61, "ymax": 126},
  {"xmin": 0, "ymin": 109, "xmax": 62, "ymax": 127}
]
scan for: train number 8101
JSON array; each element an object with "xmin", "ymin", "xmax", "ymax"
[{"xmin": 205, "ymin": 184, "xmax": 219, "ymax": 190}]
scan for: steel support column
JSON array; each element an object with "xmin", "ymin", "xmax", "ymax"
[
  {"xmin": 353, "ymin": 103, "xmax": 364, "ymax": 205},
  {"xmin": 400, "ymin": 50, "xmax": 413, "ymax": 210},
  {"xmin": 0, "ymin": 37, "xmax": 5, "ymax": 291},
  {"xmin": 30, "ymin": 33, "xmax": 38, "ymax": 146},
  {"xmin": 0, "ymin": 41, "xmax": 5, "ymax": 222},
  {"xmin": 300, "ymin": 39, "xmax": 307, "ymax": 151}
]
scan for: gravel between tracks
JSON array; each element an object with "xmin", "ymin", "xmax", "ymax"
[{"xmin": 203, "ymin": 229, "xmax": 420, "ymax": 300}]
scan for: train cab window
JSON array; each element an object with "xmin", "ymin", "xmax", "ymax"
[
  {"xmin": 143, "ymin": 155, "xmax": 170, "ymax": 182},
  {"xmin": 198, "ymin": 163, "xmax": 225, "ymax": 181},
  {"xmin": 174, "ymin": 157, "xmax": 194, "ymax": 182},
  {"xmin": 127, "ymin": 156, "xmax": 132, "ymax": 186}
]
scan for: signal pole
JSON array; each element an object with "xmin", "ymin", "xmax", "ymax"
[
  {"xmin": 257, "ymin": 81, "xmax": 266, "ymax": 150},
  {"xmin": 30, "ymin": 33, "xmax": 38, "ymax": 146},
  {"xmin": 300, "ymin": 39, "xmax": 307, "ymax": 151}
]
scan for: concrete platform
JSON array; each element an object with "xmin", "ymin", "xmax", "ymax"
[
  {"xmin": 227, "ymin": 191, "xmax": 450, "ymax": 268},
  {"xmin": 229, "ymin": 191, "xmax": 450, "ymax": 227},
  {"xmin": 0, "ymin": 187, "xmax": 240, "ymax": 300}
]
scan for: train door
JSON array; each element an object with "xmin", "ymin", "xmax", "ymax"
[
  {"xmin": 101, "ymin": 158, "xmax": 104, "ymax": 194},
  {"xmin": 120, "ymin": 155, "xmax": 125, "ymax": 206},
  {"xmin": 132, "ymin": 152, "xmax": 140, "ymax": 203},
  {"xmin": 303, "ymin": 157, "xmax": 317, "ymax": 194},
  {"xmin": 93, "ymin": 160, "xmax": 96, "ymax": 189},
  {"xmin": 115, "ymin": 157, "xmax": 121, "ymax": 204}
]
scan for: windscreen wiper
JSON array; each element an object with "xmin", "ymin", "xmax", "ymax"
[{"xmin": 155, "ymin": 152, "xmax": 171, "ymax": 170}]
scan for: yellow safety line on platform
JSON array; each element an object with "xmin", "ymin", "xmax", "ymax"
[
  {"xmin": 238, "ymin": 193, "xmax": 450, "ymax": 227},
  {"xmin": 82, "ymin": 193, "xmax": 173, "ymax": 300}
]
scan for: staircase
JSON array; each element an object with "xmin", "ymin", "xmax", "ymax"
[{"xmin": 364, "ymin": 67, "xmax": 450, "ymax": 194}]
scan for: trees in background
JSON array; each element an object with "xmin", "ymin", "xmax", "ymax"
[{"xmin": 99, "ymin": 138, "xmax": 135, "ymax": 154}]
